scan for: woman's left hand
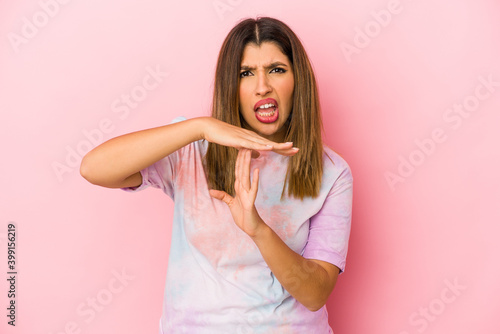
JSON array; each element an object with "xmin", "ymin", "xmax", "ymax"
[{"xmin": 209, "ymin": 148, "xmax": 266, "ymax": 237}]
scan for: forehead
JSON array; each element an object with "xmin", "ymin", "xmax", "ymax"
[{"xmin": 240, "ymin": 42, "xmax": 290, "ymax": 65}]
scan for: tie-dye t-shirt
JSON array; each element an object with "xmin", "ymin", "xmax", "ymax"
[{"xmin": 121, "ymin": 116, "xmax": 353, "ymax": 334}]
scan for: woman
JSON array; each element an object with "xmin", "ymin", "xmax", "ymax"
[{"xmin": 81, "ymin": 16, "xmax": 353, "ymax": 333}]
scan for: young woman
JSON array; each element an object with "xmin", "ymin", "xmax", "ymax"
[{"xmin": 81, "ymin": 16, "xmax": 353, "ymax": 334}]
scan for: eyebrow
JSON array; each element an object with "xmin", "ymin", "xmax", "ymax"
[{"xmin": 240, "ymin": 61, "xmax": 288, "ymax": 71}]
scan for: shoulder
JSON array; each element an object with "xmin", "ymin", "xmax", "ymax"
[
  {"xmin": 322, "ymin": 144, "xmax": 353, "ymax": 184},
  {"xmin": 169, "ymin": 115, "xmax": 188, "ymax": 124}
]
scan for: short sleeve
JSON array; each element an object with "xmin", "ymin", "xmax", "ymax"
[
  {"xmin": 120, "ymin": 116, "xmax": 187, "ymax": 199},
  {"xmin": 302, "ymin": 166, "xmax": 353, "ymax": 274}
]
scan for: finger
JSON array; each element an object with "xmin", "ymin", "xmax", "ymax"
[
  {"xmin": 273, "ymin": 147, "xmax": 300, "ymax": 156},
  {"xmin": 236, "ymin": 132, "xmax": 291, "ymax": 151},
  {"xmin": 235, "ymin": 150, "xmax": 247, "ymax": 194},
  {"xmin": 238, "ymin": 139, "xmax": 274, "ymax": 152},
  {"xmin": 239, "ymin": 138, "xmax": 297, "ymax": 156},
  {"xmin": 235, "ymin": 148, "xmax": 243, "ymax": 184},
  {"xmin": 251, "ymin": 168, "xmax": 259, "ymax": 195},
  {"xmin": 236, "ymin": 149, "xmax": 247, "ymax": 191},
  {"xmin": 270, "ymin": 141, "xmax": 295, "ymax": 148},
  {"xmin": 242, "ymin": 149, "xmax": 251, "ymax": 191},
  {"xmin": 235, "ymin": 133, "xmax": 297, "ymax": 156},
  {"xmin": 209, "ymin": 189, "xmax": 233, "ymax": 205},
  {"xmin": 256, "ymin": 141, "xmax": 293, "ymax": 149}
]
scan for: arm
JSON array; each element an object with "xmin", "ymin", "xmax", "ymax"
[
  {"xmin": 209, "ymin": 149, "xmax": 340, "ymax": 312},
  {"xmin": 251, "ymin": 222, "xmax": 340, "ymax": 312},
  {"xmin": 80, "ymin": 117, "xmax": 297, "ymax": 189},
  {"xmin": 80, "ymin": 117, "xmax": 204, "ymax": 188}
]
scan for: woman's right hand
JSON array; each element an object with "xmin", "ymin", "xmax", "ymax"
[{"xmin": 200, "ymin": 117, "xmax": 299, "ymax": 157}]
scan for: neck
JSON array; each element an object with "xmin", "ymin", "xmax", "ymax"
[{"xmin": 241, "ymin": 120, "xmax": 287, "ymax": 143}]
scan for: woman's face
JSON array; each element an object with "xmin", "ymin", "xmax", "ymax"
[{"xmin": 238, "ymin": 41, "xmax": 294, "ymax": 143}]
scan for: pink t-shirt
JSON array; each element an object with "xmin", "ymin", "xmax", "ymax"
[{"xmin": 122, "ymin": 116, "xmax": 353, "ymax": 333}]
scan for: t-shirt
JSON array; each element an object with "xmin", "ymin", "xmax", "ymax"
[{"xmin": 121, "ymin": 116, "xmax": 353, "ymax": 334}]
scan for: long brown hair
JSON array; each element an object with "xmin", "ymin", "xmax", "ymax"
[{"xmin": 204, "ymin": 16, "xmax": 328, "ymax": 200}]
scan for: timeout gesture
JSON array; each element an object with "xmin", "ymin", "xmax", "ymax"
[
  {"xmin": 209, "ymin": 148, "xmax": 296, "ymax": 237},
  {"xmin": 202, "ymin": 117, "xmax": 299, "ymax": 158}
]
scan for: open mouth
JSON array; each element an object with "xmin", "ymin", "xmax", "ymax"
[{"xmin": 254, "ymin": 101, "xmax": 279, "ymax": 123}]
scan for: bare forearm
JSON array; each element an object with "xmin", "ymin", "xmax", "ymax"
[
  {"xmin": 80, "ymin": 117, "xmax": 204, "ymax": 187},
  {"xmin": 250, "ymin": 220, "xmax": 334, "ymax": 312}
]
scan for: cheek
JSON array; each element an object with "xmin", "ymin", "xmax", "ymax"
[
  {"xmin": 238, "ymin": 85, "xmax": 254, "ymax": 119},
  {"xmin": 286, "ymin": 77, "xmax": 295, "ymax": 97},
  {"xmin": 280, "ymin": 80, "xmax": 294, "ymax": 106},
  {"xmin": 238, "ymin": 84, "xmax": 249, "ymax": 108}
]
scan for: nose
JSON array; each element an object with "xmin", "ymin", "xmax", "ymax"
[{"xmin": 255, "ymin": 73, "xmax": 272, "ymax": 96}]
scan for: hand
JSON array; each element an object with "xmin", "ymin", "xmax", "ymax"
[
  {"xmin": 200, "ymin": 117, "xmax": 299, "ymax": 158},
  {"xmin": 209, "ymin": 148, "xmax": 267, "ymax": 237}
]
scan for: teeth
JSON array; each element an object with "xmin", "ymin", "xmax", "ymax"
[
  {"xmin": 258, "ymin": 103, "xmax": 275, "ymax": 109},
  {"xmin": 257, "ymin": 109, "xmax": 275, "ymax": 117}
]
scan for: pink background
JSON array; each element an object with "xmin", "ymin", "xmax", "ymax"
[{"xmin": 1, "ymin": 1, "xmax": 499, "ymax": 333}]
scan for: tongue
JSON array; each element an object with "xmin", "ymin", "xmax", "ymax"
[
  {"xmin": 257, "ymin": 107, "xmax": 275, "ymax": 113},
  {"xmin": 255, "ymin": 106, "xmax": 278, "ymax": 123}
]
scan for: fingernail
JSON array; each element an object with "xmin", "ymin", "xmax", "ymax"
[
  {"xmin": 285, "ymin": 142, "xmax": 293, "ymax": 144},
  {"xmin": 266, "ymin": 144, "xmax": 273, "ymax": 147},
  {"xmin": 293, "ymin": 147, "xmax": 299, "ymax": 150}
]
